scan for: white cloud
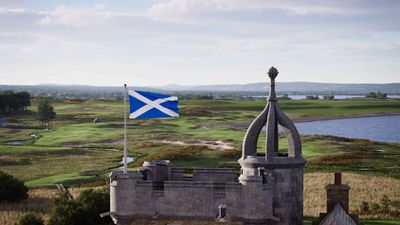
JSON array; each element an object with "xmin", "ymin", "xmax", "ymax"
[
  {"xmin": 145, "ymin": 0, "xmax": 366, "ymax": 23},
  {"xmin": 0, "ymin": 6, "xmax": 26, "ymax": 13},
  {"xmin": 0, "ymin": 0, "xmax": 25, "ymax": 7},
  {"xmin": 37, "ymin": 4, "xmax": 114, "ymax": 27}
]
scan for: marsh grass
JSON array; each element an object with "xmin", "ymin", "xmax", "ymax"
[
  {"xmin": 304, "ymin": 172, "xmax": 400, "ymax": 219},
  {"xmin": 1, "ymin": 172, "xmax": 399, "ymax": 225}
]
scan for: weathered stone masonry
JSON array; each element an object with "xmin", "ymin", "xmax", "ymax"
[{"xmin": 108, "ymin": 67, "xmax": 306, "ymax": 225}]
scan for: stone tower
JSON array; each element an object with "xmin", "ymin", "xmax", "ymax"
[{"xmin": 239, "ymin": 67, "xmax": 306, "ymax": 225}]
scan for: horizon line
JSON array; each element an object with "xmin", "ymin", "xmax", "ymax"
[{"xmin": 1, "ymin": 81, "xmax": 400, "ymax": 87}]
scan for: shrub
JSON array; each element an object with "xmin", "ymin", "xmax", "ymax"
[
  {"xmin": 391, "ymin": 200, "xmax": 400, "ymax": 210},
  {"xmin": 370, "ymin": 203, "xmax": 380, "ymax": 211},
  {"xmin": 0, "ymin": 170, "xmax": 28, "ymax": 202},
  {"xmin": 380, "ymin": 195, "xmax": 391, "ymax": 211},
  {"xmin": 278, "ymin": 94, "xmax": 292, "ymax": 100},
  {"xmin": 133, "ymin": 145, "xmax": 207, "ymax": 166},
  {"xmin": 17, "ymin": 213, "xmax": 44, "ymax": 225},
  {"xmin": 48, "ymin": 189, "xmax": 112, "ymax": 225},
  {"xmin": 218, "ymin": 148, "xmax": 241, "ymax": 158},
  {"xmin": 366, "ymin": 92, "xmax": 387, "ymax": 99},
  {"xmin": 360, "ymin": 201, "xmax": 369, "ymax": 212},
  {"xmin": 323, "ymin": 95, "xmax": 334, "ymax": 100},
  {"xmin": 306, "ymin": 95, "xmax": 319, "ymax": 100}
]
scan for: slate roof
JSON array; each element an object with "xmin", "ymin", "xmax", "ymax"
[{"xmin": 320, "ymin": 203, "xmax": 357, "ymax": 225}]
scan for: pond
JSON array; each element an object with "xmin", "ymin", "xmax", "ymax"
[
  {"xmin": 119, "ymin": 156, "xmax": 135, "ymax": 164},
  {"xmin": 6, "ymin": 140, "xmax": 26, "ymax": 145},
  {"xmin": 295, "ymin": 115, "xmax": 400, "ymax": 143}
]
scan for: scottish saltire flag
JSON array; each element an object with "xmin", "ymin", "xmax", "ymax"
[{"xmin": 128, "ymin": 90, "xmax": 179, "ymax": 119}]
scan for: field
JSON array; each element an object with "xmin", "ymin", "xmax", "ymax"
[{"xmin": 0, "ymin": 97, "xmax": 400, "ymax": 224}]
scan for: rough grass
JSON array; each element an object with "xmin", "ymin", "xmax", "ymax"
[
  {"xmin": 25, "ymin": 172, "xmax": 98, "ymax": 188},
  {"xmin": 0, "ymin": 187, "xmax": 101, "ymax": 225},
  {"xmin": 0, "ymin": 147, "xmax": 120, "ymax": 183},
  {"xmin": 1, "ymin": 99, "xmax": 400, "ymax": 187},
  {"xmin": 304, "ymin": 172, "xmax": 400, "ymax": 219},
  {"xmin": 2, "ymin": 172, "xmax": 399, "ymax": 225}
]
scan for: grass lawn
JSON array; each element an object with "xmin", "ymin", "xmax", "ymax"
[{"xmin": 25, "ymin": 172, "xmax": 98, "ymax": 188}]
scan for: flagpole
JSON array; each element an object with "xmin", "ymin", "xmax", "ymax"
[{"xmin": 123, "ymin": 84, "xmax": 128, "ymax": 174}]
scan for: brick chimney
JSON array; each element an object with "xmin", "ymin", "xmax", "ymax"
[{"xmin": 325, "ymin": 172, "xmax": 350, "ymax": 213}]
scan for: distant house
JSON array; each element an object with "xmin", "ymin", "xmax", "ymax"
[{"xmin": 313, "ymin": 173, "xmax": 362, "ymax": 225}]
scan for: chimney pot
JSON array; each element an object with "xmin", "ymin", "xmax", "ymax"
[{"xmin": 334, "ymin": 172, "xmax": 342, "ymax": 185}]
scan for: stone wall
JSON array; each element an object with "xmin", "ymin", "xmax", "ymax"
[
  {"xmin": 270, "ymin": 168, "xmax": 303, "ymax": 225},
  {"xmin": 132, "ymin": 218, "xmax": 243, "ymax": 225},
  {"xmin": 133, "ymin": 180, "xmax": 273, "ymax": 221}
]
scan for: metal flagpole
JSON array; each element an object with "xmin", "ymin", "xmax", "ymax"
[{"xmin": 123, "ymin": 84, "xmax": 128, "ymax": 174}]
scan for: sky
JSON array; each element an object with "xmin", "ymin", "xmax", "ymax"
[{"xmin": 0, "ymin": 0, "xmax": 399, "ymax": 86}]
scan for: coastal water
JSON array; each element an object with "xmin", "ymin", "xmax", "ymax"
[
  {"xmin": 295, "ymin": 115, "xmax": 400, "ymax": 143},
  {"xmin": 286, "ymin": 95, "xmax": 400, "ymax": 100},
  {"xmin": 250, "ymin": 95, "xmax": 400, "ymax": 99}
]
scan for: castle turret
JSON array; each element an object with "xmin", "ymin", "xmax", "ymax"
[{"xmin": 239, "ymin": 67, "xmax": 306, "ymax": 225}]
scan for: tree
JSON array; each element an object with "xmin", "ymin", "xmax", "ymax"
[
  {"xmin": 17, "ymin": 213, "xmax": 44, "ymax": 225},
  {"xmin": 278, "ymin": 94, "xmax": 292, "ymax": 100},
  {"xmin": 0, "ymin": 91, "xmax": 31, "ymax": 113},
  {"xmin": 366, "ymin": 92, "xmax": 387, "ymax": 99},
  {"xmin": 15, "ymin": 91, "xmax": 31, "ymax": 110},
  {"xmin": 306, "ymin": 95, "xmax": 319, "ymax": 100},
  {"xmin": 48, "ymin": 189, "xmax": 113, "ymax": 225},
  {"xmin": 323, "ymin": 95, "xmax": 334, "ymax": 100},
  {"xmin": 0, "ymin": 171, "xmax": 28, "ymax": 202},
  {"xmin": 37, "ymin": 100, "xmax": 56, "ymax": 129}
]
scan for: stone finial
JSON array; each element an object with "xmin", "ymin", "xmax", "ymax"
[
  {"xmin": 268, "ymin": 66, "xmax": 278, "ymax": 102},
  {"xmin": 268, "ymin": 66, "xmax": 279, "ymax": 80}
]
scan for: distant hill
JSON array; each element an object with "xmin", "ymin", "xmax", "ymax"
[
  {"xmin": 0, "ymin": 82, "xmax": 399, "ymax": 99},
  {"xmin": 154, "ymin": 82, "xmax": 400, "ymax": 94}
]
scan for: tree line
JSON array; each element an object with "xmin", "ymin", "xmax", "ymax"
[{"xmin": 0, "ymin": 91, "xmax": 31, "ymax": 113}]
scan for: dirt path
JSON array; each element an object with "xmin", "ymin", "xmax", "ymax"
[{"xmin": 152, "ymin": 140, "xmax": 233, "ymax": 150}]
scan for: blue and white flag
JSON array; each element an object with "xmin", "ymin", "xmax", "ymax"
[{"xmin": 128, "ymin": 90, "xmax": 179, "ymax": 119}]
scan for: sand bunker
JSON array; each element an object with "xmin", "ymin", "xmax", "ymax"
[{"xmin": 154, "ymin": 140, "xmax": 233, "ymax": 150}]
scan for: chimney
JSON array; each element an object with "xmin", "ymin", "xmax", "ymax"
[{"xmin": 325, "ymin": 172, "xmax": 350, "ymax": 213}]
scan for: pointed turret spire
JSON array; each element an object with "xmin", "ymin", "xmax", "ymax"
[{"xmin": 241, "ymin": 66, "xmax": 302, "ymax": 160}]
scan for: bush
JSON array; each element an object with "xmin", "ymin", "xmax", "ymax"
[
  {"xmin": 278, "ymin": 94, "xmax": 291, "ymax": 100},
  {"xmin": 380, "ymin": 195, "xmax": 391, "ymax": 211},
  {"xmin": 0, "ymin": 170, "xmax": 28, "ymax": 202},
  {"xmin": 17, "ymin": 213, "xmax": 44, "ymax": 225},
  {"xmin": 391, "ymin": 200, "xmax": 400, "ymax": 210},
  {"xmin": 48, "ymin": 188, "xmax": 113, "ymax": 225},
  {"xmin": 366, "ymin": 92, "xmax": 387, "ymax": 99},
  {"xmin": 370, "ymin": 203, "xmax": 380, "ymax": 211},
  {"xmin": 306, "ymin": 95, "xmax": 319, "ymax": 100},
  {"xmin": 323, "ymin": 95, "xmax": 334, "ymax": 100},
  {"xmin": 218, "ymin": 148, "xmax": 241, "ymax": 158},
  {"xmin": 360, "ymin": 201, "xmax": 369, "ymax": 212}
]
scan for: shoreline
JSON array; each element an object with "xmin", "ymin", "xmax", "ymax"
[{"xmin": 294, "ymin": 112, "xmax": 400, "ymax": 123}]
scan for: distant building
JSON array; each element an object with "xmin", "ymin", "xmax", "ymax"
[
  {"xmin": 106, "ymin": 67, "xmax": 306, "ymax": 225},
  {"xmin": 313, "ymin": 173, "xmax": 362, "ymax": 225}
]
